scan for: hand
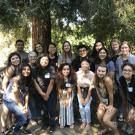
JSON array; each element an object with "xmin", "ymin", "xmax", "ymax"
[
  {"xmin": 43, "ymin": 93, "xmax": 49, "ymax": 101},
  {"xmin": 99, "ymin": 103, "xmax": 106, "ymax": 111},
  {"xmin": 84, "ymin": 98, "xmax": 88, "ymax": 105},
  {"xmin": 41, "ymin": 92, "xmax": 46, "ymax": 97},
  {"xmin": 80, "ymin": 98, "xmax": 85, "ymax": 105},
  {"xmin": 106, "ymin": 105, "xmax": 116, "ymax": 114},
  {"xmin": 23, "ymin": 107, "xmax": 28, "ymax": 116}
]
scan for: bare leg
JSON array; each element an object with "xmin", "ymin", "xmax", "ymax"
[
  {"xmin": 97, "ymin": 104, "xmax": 108, "ymax": 135},
  {"xmin": 1, "ymin": 104, "xmax": 9, "ymax": 132},
  {"xmin": 103, "ymin": 107, "xmax": 119, "ymax": 135}
]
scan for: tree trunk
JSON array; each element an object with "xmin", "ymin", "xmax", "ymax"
[{"xmin": 32, "ymin": 13, "xmax": 51, "ymax": 53}]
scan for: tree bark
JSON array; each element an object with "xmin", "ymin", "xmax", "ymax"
[{"xmin": 32, "ymin": 13, "xmax": 51, "ymax": 53}]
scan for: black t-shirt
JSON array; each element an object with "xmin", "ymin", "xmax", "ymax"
[
  {"xmin": 36, "ymin": 66, "xmax": 55, "ymax": 92},
  {"xmin": 119, "ymin": 75, "xmax": 135, "ymax": 107},
  {"xmin": 49, "ymin": 57, "xmax": 58, "ymax": 69}
]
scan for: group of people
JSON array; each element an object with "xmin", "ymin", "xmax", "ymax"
[{"xmin": 0, "ymin": 39, "xmax": 135, "ymax": 135}]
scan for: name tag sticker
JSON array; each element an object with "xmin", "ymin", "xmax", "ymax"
[
  {"xmin": 44, "ymin": 73, "xmax": 50, "ymax": 78},
  {"xmin": 66, "ymin": 83, "xmax": 71, "ymax": 87},
  {"xmin": 128, "ymin": 87, "xmax": 133, "ymax": 92}
]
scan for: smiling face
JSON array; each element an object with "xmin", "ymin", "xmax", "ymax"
[
  {"xmin": 48, "ymin": 44, "xmax": 56, "ymax": 55},
  {"xmin": 98, "ymin": 49, "xmax": 107, "ymax": 61},
  {"xmin": 63, "ymin": 42, "xmax": 71, "ymax": 53},
  {"xmin": 22, "ymin": 66, "xmax": 31, "ymax": 77},
  {"xmin": 62, "ymin": 65, "xmax": 70, "ymax": 77},
  {"xmin": 111, "ymin": 41, "xmax": 119, "ymax": 52},
  {"xmin": 81, "ymin": 60, "xmax": 90, "ymax": 72},
  {"xmin": 40, "ymin": 56, "xmax": 49, "ymax": 67},
  {"xmin": 11, "ymin": 55, "xmax": 21, "ymax": 66},
  {"xmin": 120, "ymin": 43, "xmax": 130, "ymax": 56},
  {"xmin": 28, "ymin": 51, "xmax": 37, "ymax": 64},
  {"xmin": 95, "ymin": 42, "xmax": 103, "ymax": 52},
  {"xmin": 122, "ymin": 65, "xmax": 133, "ymax": 80},
  {"xmin": 16, "ymin": 41, "xmax": 24, "ymax": 52},
  {"xmin": 96, "ymin": 66, "xmax": 107, "ymax": 78},
  {"xmin": 35, "ymin": 44, "xmax": 43, "ymax": 54},
  {"xmin": 79, "ymin": 47, "xmax": 88, "ymax": 57}
]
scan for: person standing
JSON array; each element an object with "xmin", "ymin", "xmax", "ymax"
[
  {"xmin": 15, "ymin": 39, "xmax": 28, "ymax": 64},
  {"xmin": 58, "ymin": 41, "xmax": 74, "ymax": 66},
  {"xmin": 34, "ymin": 55, "xmax": 57, "ymax": 133},
  {"xmin": 56, "ymin": 63, "xmax": 76, "ymax": 128}
]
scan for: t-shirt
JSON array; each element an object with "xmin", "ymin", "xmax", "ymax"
[
  {"xmin": 119, "ymin": 75, "xmax": 135, "ymax": 107},
  {"xmin": 116, "ymin": 54, "xmax": 135, "ymax": 82},
  {"xmin": 36, "ymin": 66, "xmax": 55, "ymax": 92},
  {"xmin": 77, "ymin": 70, "xmax": 94, "ymax": 99}
]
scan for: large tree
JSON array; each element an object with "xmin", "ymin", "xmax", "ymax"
[{"xmin": 0, "ymin": 0, "xmax": 134, "ymax": 50}]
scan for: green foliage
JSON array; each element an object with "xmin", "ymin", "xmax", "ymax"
[{"xmin": 0, "ymin": 0, "xmax": 135, "ymax": 48}]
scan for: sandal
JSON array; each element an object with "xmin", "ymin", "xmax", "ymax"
[
  {"xmin": 80, "ymin": 123, "xmax": 86, "ymax": 129},
  {"xmin": 70, "ymin": 124, "xmax": 74, "ymax": 129}
]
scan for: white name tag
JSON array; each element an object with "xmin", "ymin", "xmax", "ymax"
[
  {"xmin": 128, "ymin": 87, "xmax": 133, "ymax": 92},
  {"xmin": 65, "ymin": 83, "xmax": 71, "ymax": 87},
  {"xmin": 44, "ymin": 73, "xmax": 50, "ymax": 78}
]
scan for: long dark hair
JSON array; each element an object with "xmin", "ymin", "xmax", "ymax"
[
  {"xmin": 34, "ymin": 43, "xmax": 44, "ymax": 55},
  {"xmin": 56, "ymin": 63, "xmax": 76, "ymax": 89},
  {"xmin": 4, "ymin": 52, "xmax": 21, "ymax": 77},
  {"xmin": 96, "ymin": 47, "xmax": 110, "ymax": 64},
  {"xmin": 36, "ymin": 55, "xmax": 50, "ymax": 75},
  {"xmin": 47, "ymin": 42, "xmax": 58, "ymax": 59},
  {"xmin": 91, "ymin": 40, "xmax": 104, "ymax": 58},
  {"xmin": 7, "ymin": 52, "xmax": 21, "ymax": 66},
  {"xmin": 19, "ymin": 63, "xmax": 32, "ymax": 92},
  {"xmin": 20, "ymin": 63, "xmax": 32, "ymax": 80}
]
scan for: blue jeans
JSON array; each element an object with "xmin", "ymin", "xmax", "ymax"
[
  {"xmin": 3, "ymin": 100, "xmax": 30, "ymax": 132},
  {"xmin": 78, "ymin": 95, "xmax": 92, "ymax": 124},
  {"xmin": 29, "ymin": 94, "xmax": 42, "ymax": 120}
]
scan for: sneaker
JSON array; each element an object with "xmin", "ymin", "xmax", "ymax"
[
  {"xmin": 21, "ymin": 129, "xmax": 32, "ymax": 135},
  {"xmin": 70, "ymin": 124, "xmax": 74, "ymax": 129},
  {"xmin": 126, "ymin": 125, "xmax": 133, "ymax": 135},
  {"xmin": 49, "ymin": 126, "xmax": 55, "ymax": 133}
]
